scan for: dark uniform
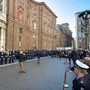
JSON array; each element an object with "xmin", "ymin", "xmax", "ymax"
[
  {"xmin": 73, "ymin": 77, "xmax": 86, "ymax": 90},
  {"xmin": 72, "ymin": 74, "xmax": 90, "ymax": 90},
  {"xmin": 0, "ymin": 52, "xmax": 4, "ymax": 65},
  {"xmin": 83, "ymin": 74, "xmax": 90, "ymax": 90},
  {"xmin": 72, "ymin": 60, "xmax": 90, "ymax": 90},
  {"xmin": 36, "ymin": 50, "xmax": 41, "ymax": 64},
  {"xmin": 71, "ymin": 49, "xmax": 79, "ymax": 66},
  {"xmin": 18, "ymin": 53, "xmax": 25, "ymax": 62}
]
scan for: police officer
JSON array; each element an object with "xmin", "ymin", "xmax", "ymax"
[
  {"xmin": 4, "ymin": 51, "xmax": 8, "ymax": 64},
  {"xmin": 0, "ymin": 51, "xmax": 4, "ymax": 65},
  {"xmin": 72, "ymin": 60, "xmax": 90, "ymax": 90},
  {"xmin": 9, "ymin": 51, "xmax": 12, "ymax": 63}
]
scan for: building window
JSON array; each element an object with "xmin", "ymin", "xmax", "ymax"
[
  {"xmin": 0, "ymin": 0, "xmax": 3, "ymax": 11},
  {"xmin": 33, "ymin": 22, "xmax": 37, "ymax": 30},
  {"xmin": 18, "ymin": 36, "xmax": 22, "ymax": 47},
  {"xmin": 78, "ymin": 18, "xmax": 82, "ymax": 25},
  {"xmin": 33, "ymin": 14, "xmax": 37, "ymax": 19},
  {"xmin": 43, "ymin": 24, "xmax": 47, "ymax": 32},
  {"xmin": 33, "ymin": 8, "xmax": 37, "ymax": 14},
  {"xmin": 18, "ymin": 27, "xmax": 23, "ymax": 33},
  {"xmin": 33, "ymin": 35, "xmax": 37, "ymax": 49},
  {"xmin": 78, "ymin": 31, "xmax": 82, "ymax": 37},
  {"xmin": 33, "ymin": 40, "xmax": 36, "ymax": 46},
  {"xmin": 44, "ymin": 16, "xmax": 46, "ymax": 21}
]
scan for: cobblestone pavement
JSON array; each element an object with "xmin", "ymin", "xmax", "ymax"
[{"xmin": 0, "ymin": 57, "xmax": 75, "ymax": 90}]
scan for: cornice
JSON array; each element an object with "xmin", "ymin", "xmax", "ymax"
[{"xmin": 31, "ymin": 0, "xmax": 57, "ymax": 18}]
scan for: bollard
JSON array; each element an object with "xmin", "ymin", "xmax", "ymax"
[{"xmin": 62, "ymin": 70, "xmax": 69, "ymax": 90}]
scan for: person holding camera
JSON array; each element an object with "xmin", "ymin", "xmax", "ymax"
[{"xmin": 18, "ymin": 50, "xmax": 26, "ymax": 73}]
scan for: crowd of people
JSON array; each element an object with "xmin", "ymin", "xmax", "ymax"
[{"xmin": 0, "ymin": 48, "xmax": 90, "ymax": 89}]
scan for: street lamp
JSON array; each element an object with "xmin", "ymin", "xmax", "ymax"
[{"xmin": 79, "ymin": 10, "xmax": 90, "ymax": 49}]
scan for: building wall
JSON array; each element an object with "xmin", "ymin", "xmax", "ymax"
[
  {"xmin": 56, "ymin": 24, "xmax": 73, "ymax": 48},
  {"xmin": 6, "ymin": 0, "xmax": 57, "ymax": 51},
  {"xmin": 75, "ymin": 12, "xmax": 90, "ymax": 49},
  {"xmin": 0, "ymin": 0, "xmax": 7, "ymax": 51}
]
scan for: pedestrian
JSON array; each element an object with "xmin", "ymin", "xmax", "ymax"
[
  {"xmin": 36, "ymin": 50, "xmax": 41, "ymax": 64},
  {"xmin": 18, "ymin": 50, "xmax": 26, "ymax": 73},
  {"xmin": 70, "ymin": 48, "xmax": 79, "ymax": 66},
  {"xmin": 72, "ymin": 60, "xmax": 90, "ymax": 90},
  {"xmin": 68, "ymin": 50, "xmax": 72, "ymax": 67}
]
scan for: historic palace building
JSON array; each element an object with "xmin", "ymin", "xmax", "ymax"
[
  {"xmin": 0, "ymin": 0, "xmax": 57, "ymax": 51},
  {"xmin": 0, "ymin": 0, "xmax": 7, "ymax": 51}
]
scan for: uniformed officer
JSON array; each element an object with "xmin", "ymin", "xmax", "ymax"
[
  {"xmin": 8, "ymin": 51, "xmax": 12, "ymax": 63},
  {"xmin": 0, "ymin": 51, "xmax": 4, "ymax": 65},
  {"xmin": 4, "ymin": 51, "xmax": 8, "ymax": 64},
  {"xmin": 72, "ymin": 60, "xmax": 90, "ymax": 90}
]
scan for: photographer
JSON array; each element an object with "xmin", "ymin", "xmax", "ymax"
[{"xmin": 18, "ymin": 50, "xmax": 26, "ymax": 73}]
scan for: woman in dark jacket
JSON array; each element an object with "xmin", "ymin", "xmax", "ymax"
[{"xmin": 18, "ymin": 50, "xmax": 26, "ymax": 73}]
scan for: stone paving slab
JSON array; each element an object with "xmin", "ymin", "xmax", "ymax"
[{"xmin": 0, "ymin": 57, "xmax": 75, "ymax": 90}]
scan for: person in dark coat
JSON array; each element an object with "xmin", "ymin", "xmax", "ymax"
[
  {"xmin": 72, "ymin": 60, "xmax": 90, "ymax": 90},
  {"xmin": 18, "ymin": 50, "xmax": 26, "ymax": 73},
  {"xmin": 71, "ymin": 49, "xmax": 79, "ymax": 66},
  {"xmin": 36, "ymin": 50, "xmax": 41, "ymax": 64}
]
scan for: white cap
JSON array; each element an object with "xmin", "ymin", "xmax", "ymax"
[{"xmin": 76, "ymin": 60, "xmax": 89, "ymax": 69}]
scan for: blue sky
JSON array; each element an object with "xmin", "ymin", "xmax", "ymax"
[{"xmin": 35, "ymin": 0, "xmax": 90, "ymax": 38}]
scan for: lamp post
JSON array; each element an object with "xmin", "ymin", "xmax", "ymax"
[{"xmin": 79, "ymin": 10, "xmax": 90, "ymax": 49}]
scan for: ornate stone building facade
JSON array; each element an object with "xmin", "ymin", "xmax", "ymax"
[
  {"xmin": 3, "ymin": 0, "xmax": 57, "ymax": 51},
  {"xmin": 0, "ymin": 0, "xmax": 7, "ymax": 51}
]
